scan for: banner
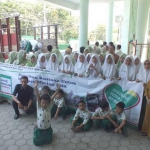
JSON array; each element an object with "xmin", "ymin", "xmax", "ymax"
[{"xmin": 0, "ymin": 63, "xmax": 144, "ymax": 128}]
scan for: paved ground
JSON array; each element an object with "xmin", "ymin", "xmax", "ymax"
[{"xmin": 0, "ymin": 102, "xmax": 150, "ymax": 150}]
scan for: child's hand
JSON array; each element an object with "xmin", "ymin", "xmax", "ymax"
[
  {"xmin": 101, "ymin": 76, "xmax": 106, "ymax": 80},
  {"xmin": 114, "ymin": 128, "xmax": 119, "ymax": 133},
  {"xmin": 117, "ymin": 77, "xmax": 121, "ymax": 80},
  {"xmin": 113, "ymin": 122, "xmax": 119, "ymax": 128},
  {"xmin": 79, "ymin": 74, "xmax": 83, "ymax": 77},
  {"xmin": 74, "ymin": 126, "xmax": 81, "ymax": 132},
  {"xmin": 62, "ymin": 70, "xmax": 66, "ymax": 73},
  {"xmin": 136, "ymin": 79, "xmax": 140, "ymax": 83},
  {"xmin": 56, "ymin": 84, "xmax": 60, "ymax": 89},
  {"xmin": 34, "ymin": 81, "xmax": 38, "ymax": 88}
]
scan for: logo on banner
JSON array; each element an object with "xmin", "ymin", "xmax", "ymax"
[{"xmin": 104, "ymin": 84, "xmax": 140, "ymax": 110}]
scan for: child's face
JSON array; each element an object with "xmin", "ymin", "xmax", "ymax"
[
  {"xmin": 52, "ymin": 56, "xmax": 56, "ymax": 63},
  {"xmin": 21, "ymin": 78, "xmax": 28, "ymax": 88},
  {"xmin": 120, "ymin": 56, "xmax": 125, "ymax": 63},
  {"xmin": 134, "ymin": 58, "xmax": 140, "ymax": 66},
  {"xmin": 41, "ymin": 56, "xmax": 45, "ymax": 63},
  {"xmin": 74, "ymin": 54, "xmax": 78, "ymax": 61},
  {"xmin": 79, "ymin": 55, "xmax": 84, "ymax": 63},
  {"xmin": 78, "ymin": 103, "xmax": 85, "ymax": 111},
  {"xmin": 116, "ymin": 106, "xmax": 123, "ymax": 114},
  {"xmin": 31, "ymin": 56, "xmax": 36, "ymax": 63},
  {"xmin": 65, "ymin": 57, "xmax": 69, "ymax": 64},
  {"xmin": 125, "ymin": 58, "xmax": 132, "ymax": 66},
  {"xmin": 41, "ymin": 99, "xmax": 49, "ymax": 109},
  {"xmin": 99, "ymin": 55, "xmax": 104, "ymax": 62},
  {"xmin": 107, "ymin": 56, "xmax": 112, "ymax": 64},
  {"xmin": 56, "ymin": 93, "xmax": 62, "ymax": 99},
  {"xmin": 92, "ymin": 56, "xmax": 97, "ymax": 64}
]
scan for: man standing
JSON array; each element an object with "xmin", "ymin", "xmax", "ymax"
[
  {"xmin": 109, "ymin": 45, "xmax": 119, "ymax": 64},
  {"xmin": 115, "ymin": 45, "xmax": 123, "ymax": 56},
  {"xmin": 12, "ymin": 76, "xmax": 35, "ymax": 120}
]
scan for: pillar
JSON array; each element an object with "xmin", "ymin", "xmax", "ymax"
[
  {"xmin": 121, "ymin": 0, "xmax": 137, "ymax": 54},
  {"xmin": 79, "ymin": 0, "xmax": 89, "ymax": 48},
  {"xmin": 136, "ymin": 0, "xmax": 149, "ymax": 57},
  {"xmin": 106, "ymin": 0, "xmax": 114, "ymax": 42}
]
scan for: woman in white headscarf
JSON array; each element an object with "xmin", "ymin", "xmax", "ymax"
[
  {"xmin": 59, "ymin": 55, "xmax": 74, "ymax": 75},
  {"xmin": 74, "ymin": 53, "xmax": 88, "ymax": 77},
  {"xmin": 134, "ymin": 56, "xmax": 141, "ymax": 74},
  {"xmin": 118, "ymin": 55, "xmax": 136, "ymax": 81},
  {"xmin": 85, "ymin": 53, "xmax": 92, "ymax": 63},
  {"xmin": 100, "ymin": 54, "xmax": 116, "ymax": 80},
  {"xmin": 34, "ymin": 53, "xmax": 47, "ymax": 69},
  {"xmin": 85, "ymin": 54, "xmax": 101, "ymax": 78},
  {"xmin": 46, "ymin": 53, "xmax": 59, "ymax": 71}
]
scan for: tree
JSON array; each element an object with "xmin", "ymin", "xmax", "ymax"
[{"xmin": 89, "ymin": 24, "xmax": 106, "ymax": 41}]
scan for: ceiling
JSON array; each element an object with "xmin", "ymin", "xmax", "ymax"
[{"xmin": 45, "ymin": 0, "xmax": 123, "ymax": 10}]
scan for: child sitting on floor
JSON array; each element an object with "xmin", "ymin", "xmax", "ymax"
[
  {"xmin": 91, "ymin": 100, "xmax": 114, "ymax": 132},
  {"xmin": 71, "ymin": 100, "xmax": 93, "ymax": 132},
  {"xmin": 107, "ymin": 102, "xmax": 128, "ymax": 137},
  {"xmin": 33, "ymin": 81, "xmax": 60, "ymax": 146},
  {"xmin": 51, "ymin": 89, "xmax": 67, "ymax": 120}
]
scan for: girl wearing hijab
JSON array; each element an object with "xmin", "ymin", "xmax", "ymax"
[
  {"xmin": 13, "ymin": 50, "xmax": 28, "ymax": 66},
  {"xmin": 85, "ymin": 54, "xmax": 101, "ymax": 78},
  {"xmin": 52, "ymin": 49, "xmax": 63, "ymax": 64},
  {"xmin": 25, "ymin": 54, "xmax": 37, "ymax": 67},
  {"xmin": 85, "ymin": 53, "xmax": 92, "ymax": 63},
  {"xmin": 0, "ymin": 52, "xmax": 5, "ymax": 63},
  {"xmin": 46, "ymin": 53, "xmax": 59, "ymax": 71},
  {"xmin": 59, "ymin": 55, "xmax": 74, "ymax": 75},
  {"xmin": 100, "ymin": 54, "xmax": 116, "ymax": 80},
  {"xmin": 83, "ymin": 48, "xmax": 89, "ymax": 56},
  {"xmin": 74, "ymin": 53, "xmax": 88, "ymax": 77},
  {"xmin": 99, "ymin": 53, "xmax": 106, "ymax": 66},
  {"xmin": 136, "ymin": 60, "xmax": 150, "ymax": 130},
  {"xmin": 5, "ymin": 51, "xmax": 17, "ymax": 64},
  {"xmin": 72, "ymin": 52, "xmax": 79, "ymax": 65},
  {"xmin": 34, "ymin": 53, "xmax": 47, "ymax": 69},
  {"xmin": 134, "ymin": 56, "xmax": 141, "ymax": 74},
  {"xmin": 116, "ymin": 53, "xmax": 127, "ymax": 70},
  {"xmin": 118, "ymin": 55, "xmax": 136, "ymax": 81}
]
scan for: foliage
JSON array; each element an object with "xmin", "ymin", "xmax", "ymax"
[{"xmin": 0, "ymin": 0, "xmax": 78, "ymax": 43}]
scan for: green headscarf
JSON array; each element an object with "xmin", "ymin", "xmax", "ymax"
[
  {"xmin": 52, "ymin": 49, "xmax": 63, "ymax": 64},
  {"xmin": 15, "ymin": 50, "xmax": 28, "ymax": 65},
  {"xmin": 0, "ymin": 52, "xmax": 5, "ymax": 63},
  {"xmin": 5, "ymin": 51, "xmax": 17, "ymax": 64},
  {"xmin": 99, "ymin": 53, "xmax": 106, "ymax": 65},
  {"xmin": 116, "ymin": 53, "xmax": 127, "ymax": 69},
  {"xmin": 25, "ymin": 53, "xmax": 37, "ymax": 67}
]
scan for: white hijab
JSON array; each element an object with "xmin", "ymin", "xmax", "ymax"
[
  {"xmin": 34, "ymin": 53, "xmax": 47, "ymax": 69},
  {"xmin": 86, "ymin": 54, "xmax": 101, "ymax": 78},
  {"xmin": 46, "ymin": 53, "xmax": 59, "ymax": 71},
  {"xmin": 119, "ymin": 55, "xmax": 136, "ymax": 80},
  {"xmin": 74, "ymin": 53, "xmax": 88, "ymax": 76},
  {"xmin": 60, "ymin": 55, "xmax": 74, "ymax": 72},
  {"xmin": 102, "ymin": 54, "xmax": 116, "ymax": 78},
  {"xmin": 136, "ymin": 60, "xmax": 150, "ymax": 83},
  {"xmin": 133, "ymin": 56, "xmax": 141, "ymax": 74}
]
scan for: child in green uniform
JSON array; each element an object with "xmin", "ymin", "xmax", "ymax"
[
  {"xmin": 91, "ymin": 101, "xmax": 115, "ymax": 132},
  {"xmin": 107, "ymin": 102, "xmax": 128, "ymax": 137},
  {"xmin": 34, "ymin": 81, "xmax": 60, "ymax": 146},
  {"xmin": 5, "ymin": 51, "xmax": 17, "ymax": 64},
  {"xmin": 71, "ymin": 100, "xmax": 93, "ymax": 132},
  {"xmin": 25, "ymin": 54, "xmax": 37, "ymax": 67},
  {"xmin": 51, "ymin": 89, "xmax": 67, "ymax": 120},
  {"xmin": 0, "ymin": 52, "xmax": 5, "ymax": 63}
]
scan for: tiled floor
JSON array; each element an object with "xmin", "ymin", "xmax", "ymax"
[{"xmin": 0, "ymin": 102, "xmax": 150, "ymax": 150}]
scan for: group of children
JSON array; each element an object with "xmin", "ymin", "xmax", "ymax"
[{"xmin": 33, "ymin": 80, "xmax": 127, "ymax": 146}]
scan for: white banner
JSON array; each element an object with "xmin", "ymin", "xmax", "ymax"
[{"xmin": 0, "ymin": 63, "xmax": 144, "ymax": 128}]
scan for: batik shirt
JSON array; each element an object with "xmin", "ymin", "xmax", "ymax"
[{"xmin": 54, "ymin": 97, "xmax": 66, "ymax": 108}]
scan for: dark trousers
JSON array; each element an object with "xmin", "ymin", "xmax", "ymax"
[{"xmin": 12, "ymin": 100, "xmax": 36, "ymax": 115}]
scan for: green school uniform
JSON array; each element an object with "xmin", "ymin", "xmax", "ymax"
[
  {"xmin": 0, "ymin": 52, "xmax": 5, "ymax": 63},
  {"xmin": 25, "ymin": 54, "xmax": 37, "ymax": 67},
  {"xmin": 52, "ymin": 49, "xmax": 63, "ymax": 64},
  {"xmin": 5, "ymin": 51, "xmax": 17, "ymax": 64}
]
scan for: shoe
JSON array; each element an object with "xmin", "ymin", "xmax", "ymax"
[
  {"xmin": 141, "ymin": 132, "xmax": 147, "ymax": 136},
  {"xmin": 14, "ymin": 114, "xmax": 20, "ymax": 120}
]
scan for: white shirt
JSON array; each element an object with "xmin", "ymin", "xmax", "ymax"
[
  {"xmin": 115, "ymin": 111, "xmax": 126, "ymax": 123},
  {"xmin": 92, "ymin": 107, "xmax": 113, "ymax": 117},
  {"xmin": 54, "ymin": 97, "xmax": 66, "ymax": 108},
  {"xmin": 37, "ymin": 102, "xmax": 53, "ymax": 129},
  {"xmin": 73, "ymin": 109, "xmax": 91, "ymax": 125}
]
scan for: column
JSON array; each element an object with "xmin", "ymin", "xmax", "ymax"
[
  {"xmin": 106, "ymin": 0, "xmax": 114, "ymax": 42},
  {"xmin": 136, "ymin": 0, "xmax": 149, "ymax": 57},
  {"xmin": 121, "ymin": 0, "xmax": 137, "ymax": 54},
  {"xmin": 79, "ymin": 0, "xmax": 89, "ymax": 48}
]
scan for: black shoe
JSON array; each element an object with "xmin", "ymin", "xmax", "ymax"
[
  {"xmin": 141, "ymin": 132, "xmax": 147, "ymax": 136},
  {"xmin": 14, "ymin": 114, "xmax": 20, "ymax": 120}
]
